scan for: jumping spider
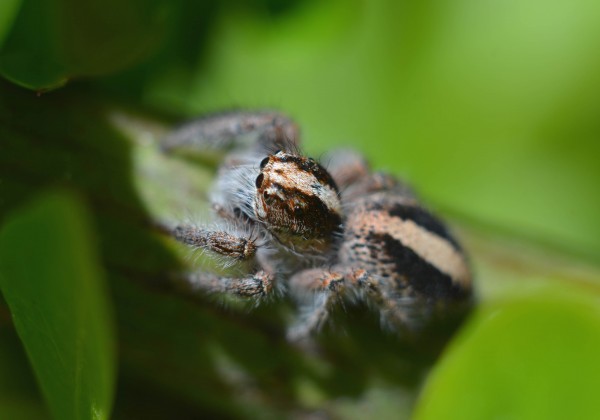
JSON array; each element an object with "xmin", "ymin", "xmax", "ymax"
[{"xmin": 160, "ymin": 110, "xmax": 472, "ymax": 342}]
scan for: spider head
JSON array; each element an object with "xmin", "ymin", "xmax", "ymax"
[{"xmin": 253, "ymin": 151, "xmax": 343, "ymax": 251}]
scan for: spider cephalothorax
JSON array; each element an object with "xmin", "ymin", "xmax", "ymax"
[
  {"xmin": 162, "ymin": 110, "xmax": 472, "ymax": 342},
  {"xmin": 254, "ymin": 151, "xmax": 342, "ymax": 252}
]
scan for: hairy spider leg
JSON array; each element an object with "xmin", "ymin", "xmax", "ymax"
[
  {"xmin": 286, "ymin": 267, "xmax": 420, "ymax": 343},
  {"xmin": 171, "ymin": 270, "xmax": 275, "ymax": 299},
  {"xmin": 160, "ymin": 110, "xmax": 300, "ymax": 157},
  {"xmin": 174, "ymin": 224, "xmax": 258, "ymax": 264}
]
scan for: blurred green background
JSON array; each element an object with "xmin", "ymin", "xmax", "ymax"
[{"xmin": 1, "ymin": 0, "xmax": 600, "ymax": 419}]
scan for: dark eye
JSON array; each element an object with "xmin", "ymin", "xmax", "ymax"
[
  {"xmin": 255, "ymin": 173, "xmax": 264, "ymax": 188},
  {"xmin": 260, "ymin": 157, "xmax": 270, "ymax": 169}
]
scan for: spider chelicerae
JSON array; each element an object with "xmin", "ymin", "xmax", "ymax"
[{"xmin": 160, "ymin": 110, "xmax": 472, "ymax": 342}]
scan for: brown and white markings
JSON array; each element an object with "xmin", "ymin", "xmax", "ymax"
[{"xmin": 160, "ymin": 110, "xmax": 472, "ymax": 343}]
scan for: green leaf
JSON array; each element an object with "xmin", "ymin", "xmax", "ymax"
[
  {"xmin": 0, "ymin": 0, "xmax": 21, "ymax": 48},
  {"xmin": 414, "ymin": 286, "xmax": 600, "ymax": 420},
  {"xmin": 0, "ymin": 0, "xmax": 173, "ymax": 90},
  {"xmin": 0, "ymin": 191, "xmax": 116, "ymax": 420}
]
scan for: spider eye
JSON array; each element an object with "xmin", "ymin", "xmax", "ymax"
[
  {"xmin": 259, "ymin": 157, "xmax": 270, "ymax": 169},
  {"xmin": 255, "ymin": 173, "xmax": 264, "ymax": 188}
]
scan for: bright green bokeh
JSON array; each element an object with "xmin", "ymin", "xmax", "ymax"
[
  {"xmin": 0, "ymin": 192, "xmax": 116, "ymax": 420},
  {"xmin": 414, "ymin": 287, "xmax": 600, "ymax": 420}
]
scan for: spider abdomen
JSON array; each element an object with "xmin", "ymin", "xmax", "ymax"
[{"xmin": 340, "ymin": 192, "xmax": 471, "ymax": 302}]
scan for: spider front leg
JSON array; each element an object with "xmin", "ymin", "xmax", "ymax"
[
  {"xmin": 172, "ymin": 269, "xmax": 275, "ymax": 299},
  {"xmin": 160, "ymin": 110, "xmax": 300, "ymax": 157},
  {"xmin": 286, "ymin": 268, "xmax": 348, "ymax": 343},
  {"xmin": 170, "ymin": 224, "xmax": 276, "ymax": 300},
  {"xmin": 286, "ymin": 267, "xmax": 419, "ymax": 342},
  {"xmin": 173, "ymin": 223, "xmax": 258, "ymax": 265},
  {"xmin": 160, "ymin": 266, "xmax": 275, "ymax": 312},
  {"xmin": 351, "ymin": 270, "xmax": 421, "ymax": 333}
]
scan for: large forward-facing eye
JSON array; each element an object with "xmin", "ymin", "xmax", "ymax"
[
  {"xmin": 260, "ymin": 157, "xmax": 270, "ymax": 169},
  {"xmin": 255, "ymin": 173, "xmax": 264, "ymax": 188}
]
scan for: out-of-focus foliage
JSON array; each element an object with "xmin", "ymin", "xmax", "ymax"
[
  {"xmin": 0, "ymin": 192, "xmax": 116, "ymax": 420},
  {"xmin": 0, "ymin": 0, "xmax": 20, "ymax": 48},
  {"xmin": 0, "ymin": 0, "xmax": 172, "ymax": 89},
  {"xmin": 0, "ymin": 328, "xmax": 49, "ymax": 419},
  {"xmin": 1, "ymin": 0, "xmax": 600, "ymax": 418},
  {"xmin": 414, "ymin": 286, "xmax": 600, "ymax": 420}
]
